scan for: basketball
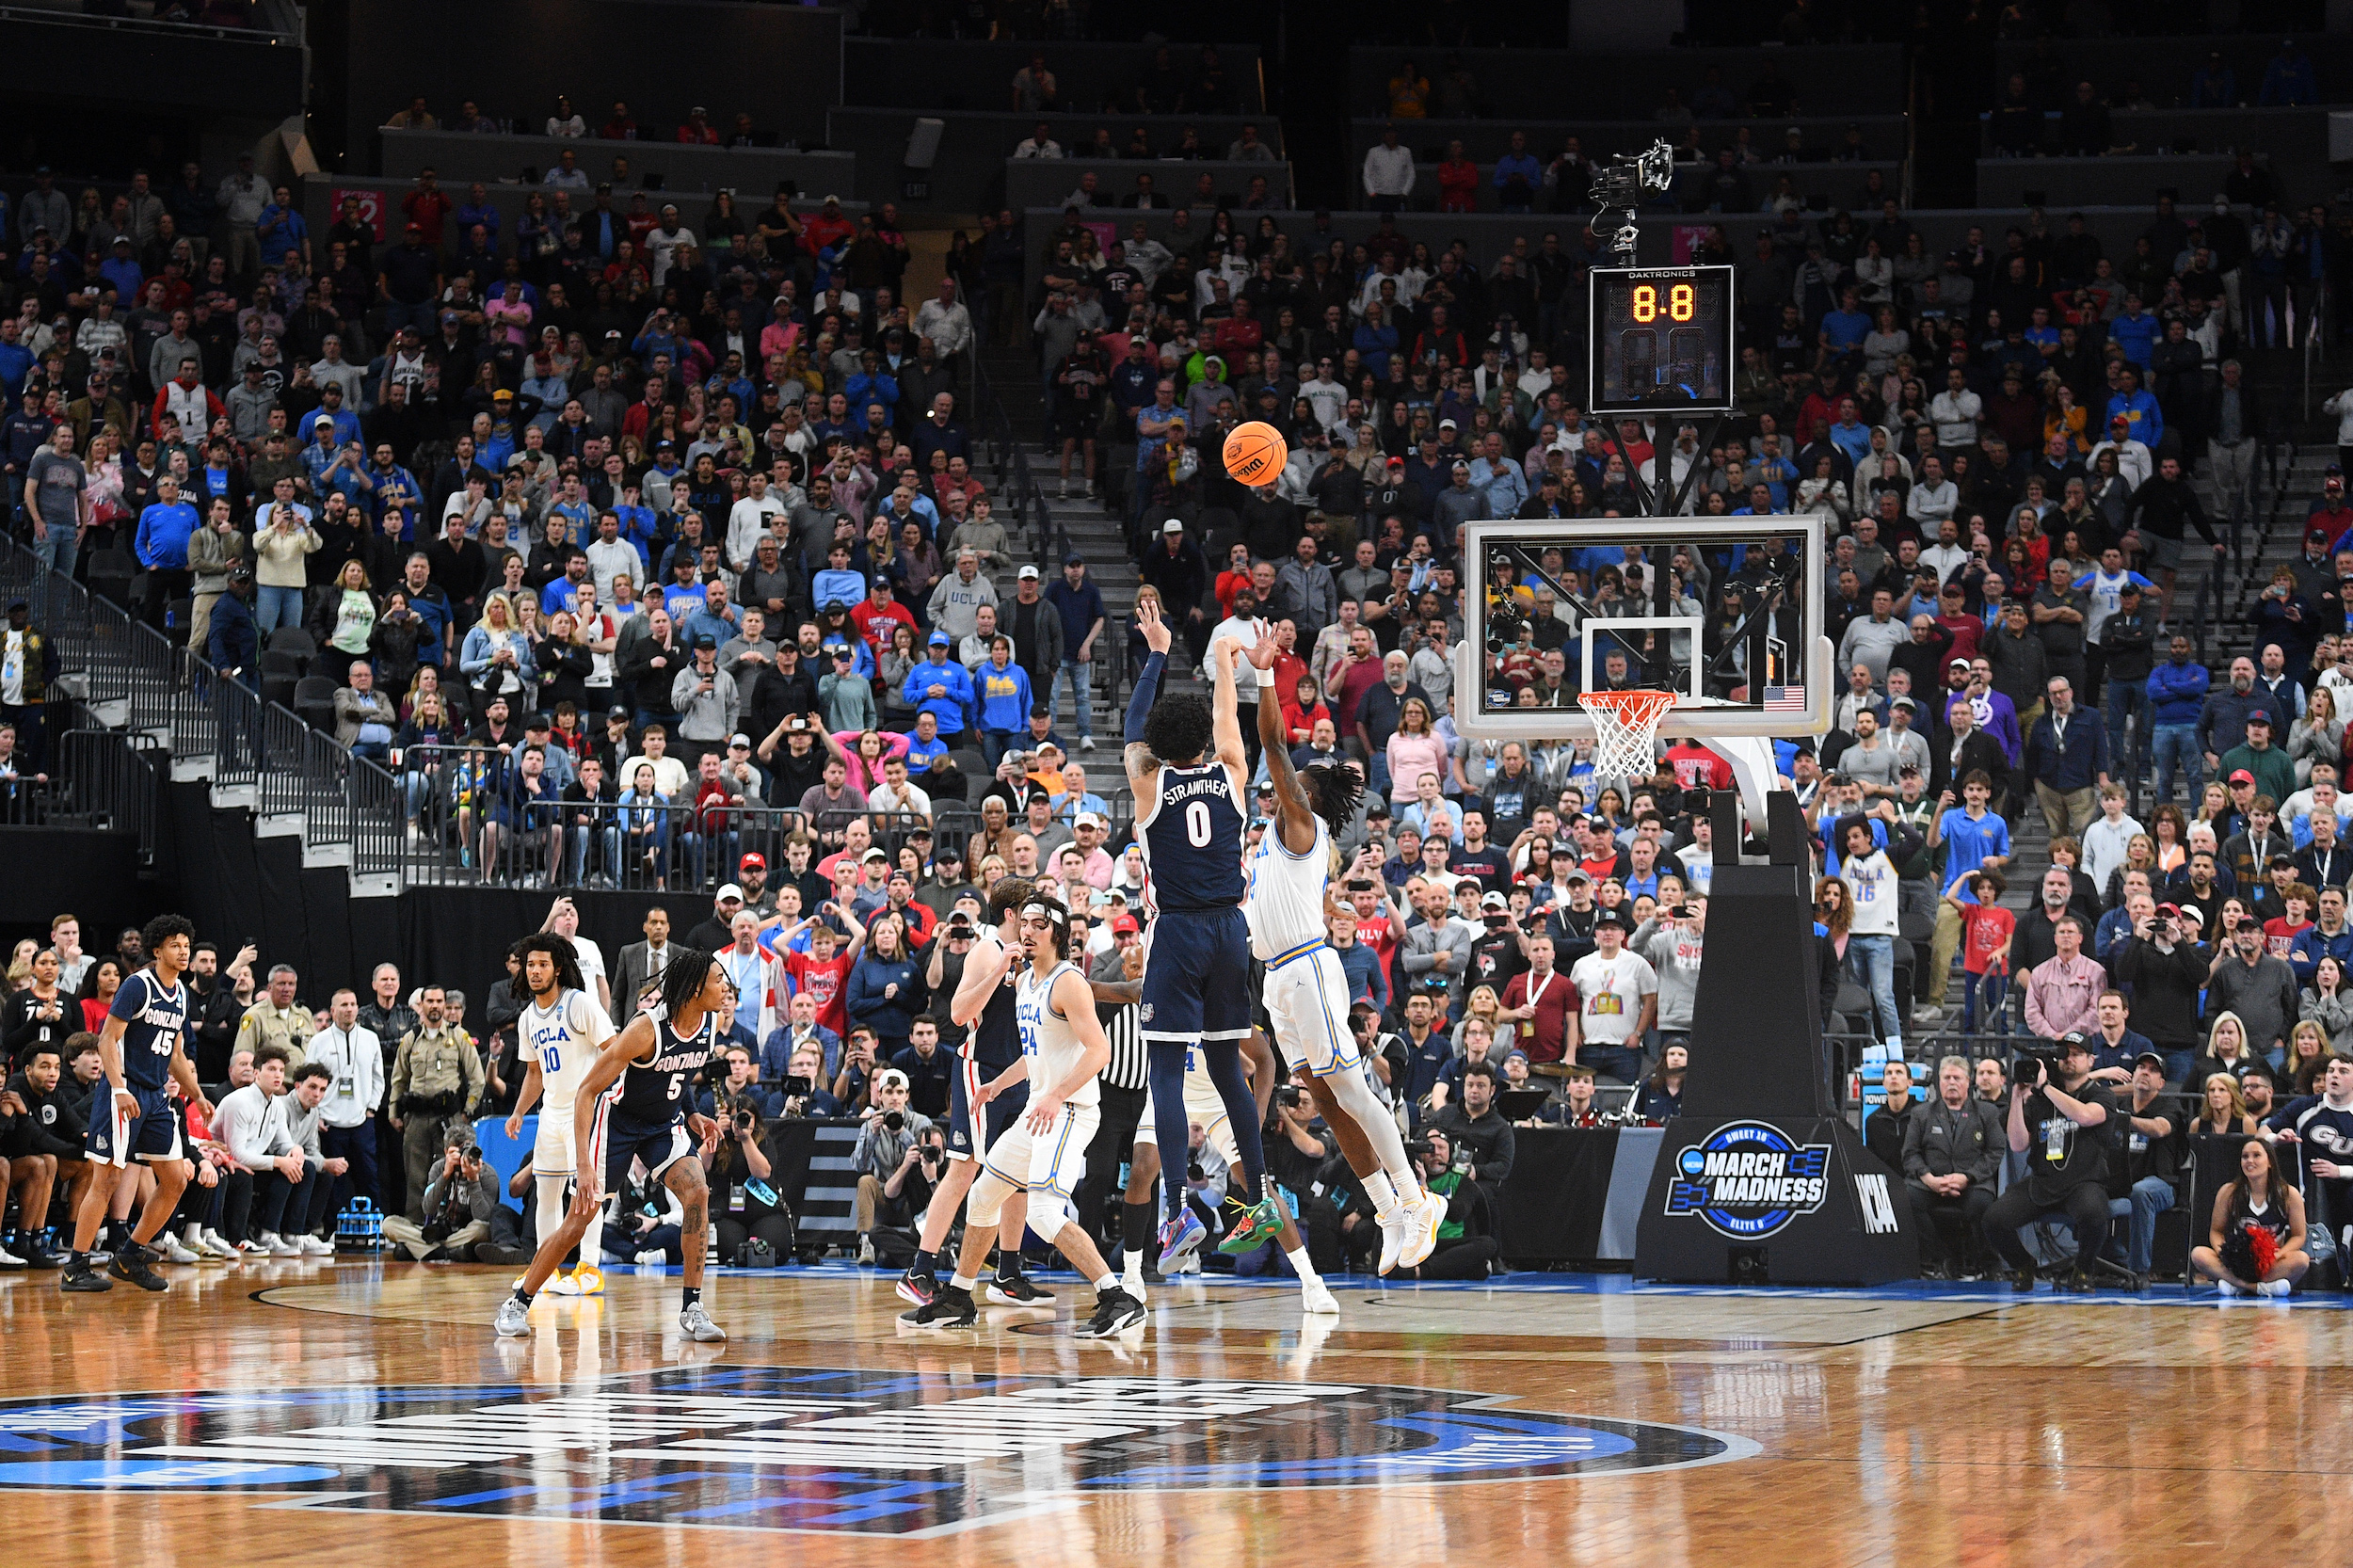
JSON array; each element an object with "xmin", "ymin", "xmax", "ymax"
[{"xmin": 1222, "ymin": 421, "xmax": 1288, "ymax": 487}]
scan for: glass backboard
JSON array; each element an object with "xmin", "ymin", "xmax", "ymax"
[{"xmin": 1451, "ymin": 516, "xmax": 1832, "ymax": 743}]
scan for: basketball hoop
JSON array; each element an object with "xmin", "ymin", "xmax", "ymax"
[{"xmin": 1579, "ymin": 690, "xmax": 1680, "ymax": 779}]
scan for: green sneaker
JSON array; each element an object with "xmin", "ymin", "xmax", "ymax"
[{"xmin": 1217, "ymin": 1195, "xmax": 1287, "ymax": 1255}]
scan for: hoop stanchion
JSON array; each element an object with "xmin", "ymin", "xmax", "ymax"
[{"xmin": 1578, "ymin": 689, "xmax": 1679, "ymax": 778}]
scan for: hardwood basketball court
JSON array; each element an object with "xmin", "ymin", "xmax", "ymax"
[{"xmin": 7, "ymin": 1258, "xmax": 2350, "ymax": 1565}]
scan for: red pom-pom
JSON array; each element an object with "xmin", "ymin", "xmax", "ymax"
[{"xmin": 2248, "ymin": 1224, "xmax": 2280, "ymax": 1278}]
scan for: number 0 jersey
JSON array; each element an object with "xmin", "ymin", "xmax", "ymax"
[
  {"xmin": 520, "ymin": 989, "xmax": 615, "ymax": 1115},
  {"xmin": 1137, "ymin": 759, "xmax": 1247, "ymax": 916}
]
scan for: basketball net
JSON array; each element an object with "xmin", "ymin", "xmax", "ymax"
[{"xmin": 1578, "ymin": 690, "xmax": 1679, "ymax": 779}]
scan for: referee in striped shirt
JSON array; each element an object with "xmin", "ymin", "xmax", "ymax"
[{"xmin": 1079, "ymin": 912, "xmax": 1149, "ymax": 1247}]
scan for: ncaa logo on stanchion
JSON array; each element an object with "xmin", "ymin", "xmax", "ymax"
[
  {"xmin": 1666, "ymin": 1120, "xmax": 1833, "ymax": 1239},
  {"xmin": 0, "ymin": 1368, "xmax": 1759, "ymax": 1534}
]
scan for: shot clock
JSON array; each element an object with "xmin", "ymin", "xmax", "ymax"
[{"xmin": 1587, "ymin": 264, "xmax": 1735, "ymax": 416}]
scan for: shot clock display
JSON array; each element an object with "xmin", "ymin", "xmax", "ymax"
[{"xmin": 1588, "ymin": 264, "xmax": 1735, "ymax": 416}]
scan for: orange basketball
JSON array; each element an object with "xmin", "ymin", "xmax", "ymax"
[{"xmin": 1223, "ymin": 420, "xmax": 1289, "ymax": 487}]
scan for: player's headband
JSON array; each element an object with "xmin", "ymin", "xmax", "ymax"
[{"xmin": 1019, "ymin": 900, "xmax": 1070, "ymax": 932}]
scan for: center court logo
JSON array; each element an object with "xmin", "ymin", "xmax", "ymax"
[
  {"xmin": 0, "ymin": 1368, "xmax": 1755, "ymax": 1535},
  {"xmin": 1665, "ymin": 1120, "xmax": 1833, "ymax": 1239}
]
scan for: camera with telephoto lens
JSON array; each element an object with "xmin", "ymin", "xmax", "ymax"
[
  {"xmin": 2012, "ymin": 1050, "xmax": 2056, "ymax": 1089},
  {"xmin": 883, "ymin": 1110, "xmax": 905, "ymax": 1131}
]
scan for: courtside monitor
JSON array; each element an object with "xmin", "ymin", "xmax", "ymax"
[
  {"xmin": 1451, "ymin": 516, "xmax": 1832, "ymax": 744},
  {"xmin": 1588, "ymin": 264, "xmax": 1735, "ymax": 416}
]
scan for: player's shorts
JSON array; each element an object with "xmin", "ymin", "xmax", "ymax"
[
  {"xmin": 84, "ymin": 1082, "xmax": 183, "ymax": 1168},
  {"xmin": 1261, "ymin": 941, "xmax": 1364, "ymax": 1080},
  {"xmin": 943, "ymin": 1056, "xmax": 1032, "ymax": 1163},
  {"xmin": 981, "ymin": 1099, "xmax": 1100, "ymax": 1206},
  {"xmin": 589, "ymin": 1099, "xmax": 694, "ymax": 1192},
  {"xmin": 1140, "ymin": 905, "xmax": 1254, "ymax": 1046},
  {"xmin": 1133, "ymin": 1074, "xmax": 1235, "ymax": 1162},
  {"xmin": 533, "ymin": 1110, "xmax": 576, "ymax": 1178}
]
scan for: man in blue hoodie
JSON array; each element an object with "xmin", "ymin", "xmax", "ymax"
[
  {"xmin": 2145, "ymin": 632, "xmax": 2211, "ymax": 807},
  {"xmin": 134, "ymin": 473, "xmax": 200, "ymax": 632},
  {"xmin": 903, "ymin": 630, "xmax": 975, "ymax": 737}
]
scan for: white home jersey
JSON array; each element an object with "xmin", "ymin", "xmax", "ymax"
[
  {"xmin": 1243, "ymin": 810, "xmax": 1335, "ymax": 961},
  {"xmin": 1015, "ymin": 960, "xmax": 1099, "ymax": 1111},
  {"xmin": 520, "ymin": 989, "xmax": 615, "ymax": 1114}
]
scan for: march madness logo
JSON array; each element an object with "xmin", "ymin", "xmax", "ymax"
[
  {"xmin": 0, "ymin": 1368, "xmax": 1753, "ymax": 1535},
  {"xmin": 1665, "ymin": 1120, "xmax": 1833, "ymax": 1239}
]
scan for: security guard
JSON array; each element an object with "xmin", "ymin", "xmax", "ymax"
[{"xmin": 389, "ymin": 984, "xmax": 486, "ymax": 1224}]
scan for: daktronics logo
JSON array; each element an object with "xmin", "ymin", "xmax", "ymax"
[{"xmin": 1665, "ymin": 1121, "xmax": 1833, "ymax": 1239}]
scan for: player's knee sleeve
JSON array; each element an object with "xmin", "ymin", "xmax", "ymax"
[
  {"xmin": 1026, "ymin": 1185, "xmax": 1069, "ymax": 1236},
  {"xmin": 966, "ymin": 1169, "xmax": 1015, "ymax": 1228}
]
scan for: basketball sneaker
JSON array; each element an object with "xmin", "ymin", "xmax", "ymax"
[
  {"xmin": 1075, "ymin": 1286, "xmax": 1145, "ymax": 1337},
  {"xmin": 900, "ymin": 1283, "xmax": 978, "ymax": 1329},
  {"xmin": 1398, "ymin": 1190, "xmax": 1445, "ymax": 1271},
  {"xmin": 1375, "ymin": 1205, "xmax": 1410, "ymax": 1274},
  {"xmin": 678, "ymin": 1302, "xmax": 727, "ymax": 1341},
  {"xmin": 1301, "ymin": 1277, "xmax": 1340, "ymax": 1316},
  {"xmin": 986, "ymin": 1272, "xmax": 1053, "ymax": 1305},
  {"xmin": 1217, "ymin": 1195, "xmax": 1287, "ymax": 1256},
  {"xmin": 2256, "ymin": 1279, "xmax": 2293, "ymax": 1298},
  {"xmin": 59, "ymin": 1256, "xmax": 110, "ymax": 1293},
  {"xmin": 2216, "ymin": 1278, "xmax": 2246, "ymax": 1298},
  {"xmin": 895, "ymin": 1268, "xmax": 938, "ymax": 1308},
  {"xmin": 107, "ymin": 1240, "xmax": 168, "ymax": 1292},
  {"xmin": 157, "ymin": 1234, "xmax": 201, "ymax": 1265},
  {"xmin": 572, "ymin": 1266, "xmax": 605, "ymax": 1296},
  {"xmin": 493, "ymin": 1297, "xmax": 532, "ymax": 1336},
  {"xmin": 546, "ymin": 1268, "xmax": 582, "ymax": 1296},
  {"xmin": 1156, "ymin": 1208, "xmax": 1207, "ymax": 1272}
]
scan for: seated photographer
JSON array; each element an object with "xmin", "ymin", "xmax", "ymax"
[
  {"xmin": 771, "ymin": 1041, "xmax": 843, "ymax": 1118},
  {"xmin": 1980, "ymin": 1035, "xmax": 2120, "ymax": 1292},
  {"xmin": 1257, "ymin": 1062, "xmax": 1345, "ymax": 1276},
  {"xmin": 1390, "ymin": 1128, "xmax": 1498, "ymax": 1282},
  {"xmin": 698, "ymin": 1044, "xmax": 775, "ymax": 1119},
  {"xmin": 1427, "ymin": 1062, "xmax": 1516, "ymax": 1196},
  {"xmin": 850, "ymin": 1067, "xmax": 936, "ymax": 1265},
  {"xmin": 1902, "ymin": 1054, "xmax": 2006, "ymax": 1278},
  {"xmin": 381, "ymin": 1130, "xmax": 498, "ymax": 1262},
  {"xmin": 704, "ymin": 1081, "xmax": 795, "ymax": 1266},
  {"xmin": 2113, "ymin": 1049, "xmax": 2184, "ymax": 1285},
  {"xmin": 610, "ymin": 1169, "xmax": 686, "ymax": 1266},
  {"xmin": 2189, "ymin": 1135, "xmax": 2310, "ymax": 1296}
]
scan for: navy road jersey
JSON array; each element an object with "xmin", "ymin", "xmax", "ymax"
[
  {"xmin": 957, "ymin": 941, "xmax": 1026, "ymax": 1072},
  {"xmin": 1137, "ymin": 760, "xmax": 1247, "ymax": 915},
  {"xmin": 609, "ymin": 1010, "xmax": 718, "ymax": 1124},
  {"xmin": 110, "ymin": 970, "xmax": 189, "ymax": 1092}
]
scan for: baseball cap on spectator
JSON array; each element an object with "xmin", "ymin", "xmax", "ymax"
[
  {"xmin": 1162, "ymin": 519, "xmax": 1185, "ymax": 534},
  {"xmin": 716, "ymin": 883, "xmax": 744, "ymax": 903},
  {"xmin": 2229, "ymin": 768, "xmax": 2256, "ymax": 784},
  {"xmin": 873, "ymin": 1068, "xmax": 909, "ymax": 1093},
  {"xmin": 934, "ymin": 840, "xmax": 963, "ymax": 862},
  {"xmin": 607, "ymin": 704, "xmax": 630, "ymax": 721},
  {"xmin": 1017, "ymin": 564, "xmax": 1040, "ymax": 580},
  {"xmin": 1947, "ymin": 657, "xmax": 1970, "ymax": 671},
  {"xmin": 2244, "ymin": 713, "xmax": 2272, "ymax": 728},
  {"xmin": 1075, "ymin": 811, "xmax": 1104, "ymax": 830},
  {"xmin": 929, "ymin": 629, "xmax": 951, "ymax": 645},
  {"xmin": 862, "ymin": 847, "xmax": 889, "ymax": 864},
  {"xmin": 1563, "ymin": 867, "xmax": 1593, "ymax": 886},
  {"xmin": 1112, "ymin": 913, "xmax": 1141, "ymax": 936},
  {"xmin": 695, "ymin": 634, "xmax": 718, "ymax": 650},
  {"xmin": 523, "ymin": 712, "xmax": 552, "ymax": 730},
  {"xmin": 1451, "ymin": 459, "xmax": 1471, "ymax": 473},
  {"xmin": 1593, "ymin": 909, "xmax": 1631, "ymax": 931},
  {"xmin": 312, "ymin": 413, "xmax": 335, "ymax": 428},
  {"xmin": 2133, "ymin": 1050, "xmax": 2168, "ymax": 1075},
  {"xmin": 728, "ymin": 733, "xmax": 752, "ymax": 748},
  {"xmin": 1064, "ymin": 552, "xmax": 1084, "ymax": 567},
  {"xmin": 1480, "ymin": 890, "xmax": 1509, "ymax": 912},
  {"xmin": 1437, "ymin": 417, "xmax": 1458, "ymax": 430}
]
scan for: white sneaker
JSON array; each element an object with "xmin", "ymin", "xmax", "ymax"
[
  {"xmin": 1375, "ymin": 1207, "xmax": 1410, "ymax": 1275},
  {"xmin": 546, "ymin": 1268, "xmax": 581, "ymax": 1296},
  {"xmin": 235, "ymin": 1238, "xmax": 268, "ymax": 1255},
  {"xmin": 2217, "ymin": 1278, "xmax": 2245, "ymax": 1298},
  {"xmin": 159, "ymin": 1235, "xmax": 200, "ymax": 1265},
  {"xmin": 261, "ymin": 1233, "xmax": 299, "ymax": 1257},
  {"xmin": 1080, "ymin": 737, "xmax": 1096, "ymax": 752},
  {"xmin": 1301, "ymin": 1277, "xmax": 1340, "ymax": 1316},
  {"xmin": 196, "ymin": 1231, "xmax": 238, "ymax": 1261},
  {"xmin": 2256, "ymin": 1278, "xmax": 2293, "ymax": 1298},
  {"xmin": 856, "ymin": 1233, "xmax": 877, "ymax": 1266},
  {"xmin": 297, "ymin": 1235, "xmax": 334, "ymax": 1256},
  {"xmin": 493, "ymin": 1296, "xmax": 532, "ymax": 1337},
  {"xmin": 1120, "ymin": 1272, "xmax": 1148, "ymax": 1308},
  {"xmin": 1398, "ymin": 1191, "xmax": 1445, "ymax": 1271},
  {"xmin": 679, "ymin": 1301, "xmax": 727, "ymax": 1341},
  {"xmin": 1174, "ymin": 1254, "xmax": 1201, "ymax": 1275},
  {"xmin": 634, "ymin": 1249, "xmax": 667, "ymax": 1266},
  {"xmin": 0, "ymin": 1244, "xmax": 24, "ymax": 1269}
]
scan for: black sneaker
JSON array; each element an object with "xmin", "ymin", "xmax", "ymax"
[
  {"xmin": 2059, "ymin": 1269, "xmax": 2097, "ymax": 1293},
  {"xmin": 895, "ymin": 1268, "xmax": 938, "ymax": 1308},
  {"xmin": 899, "ymin": 1283, "xmax": 977, "ymax": 1328},
  {"xmin": 2004, "ymin": 1268, "xmax": 2039, "ymax": 1292},
  {"xmin": 1076, "ymin": 1286, "xmax": 1145, "ymax": 1338},
  {"xmin": 59, "ymin": 1257, "xmax": 111, "ymax": 1293},
  {"xmin": 472, "ymin": 1242, "xmax": 530, "ymax": 1267},
  {"xmin": 107, "ymin": 1240, "xmax": 168, "ymax": 1292},
  {"xmin": 22, "ymin": 1246, "xmax": 65, "ymax": 1271},
  {"xmin": 986, "ymin": 1272, "xmax": 1053, "ymax": 1305}
]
